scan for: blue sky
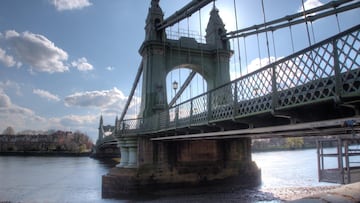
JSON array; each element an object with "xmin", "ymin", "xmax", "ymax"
[{"xmin": 0, "ymin": 0, "xmax": 358, "ymax": 141}]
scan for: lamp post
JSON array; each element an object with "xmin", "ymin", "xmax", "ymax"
[
  {"xmin": 172, "ymin": 81, "xmax": 179, "ymax": 122},
  {"xmin": 172, "ymin": 81, "xmax": 178, "ymax": 97}
]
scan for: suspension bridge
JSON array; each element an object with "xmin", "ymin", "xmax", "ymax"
[{"xmin": 100, "ymin": 0, "xmax": 360, "ymax": 197}]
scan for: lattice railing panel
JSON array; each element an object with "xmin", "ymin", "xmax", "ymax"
[
  {"xmin": 278, "ymin": 77, "xmax": 336, "ymax": 107},
  {"xmin": 191, "ymin": 95, "xmax": 208, "ymax": 124},
  {"xmin": 236, "ymin": 95, "xmax": 272, "ymax": 117},
  {"xmin": 210, "ymin": 85, "xmax": 233, "ymax": 120},
  {"xmin": 337, "ymin": 29, "xmax": 360, "ymax": 95},
  {"xmin": 234, "ymin": 68, "xmax": 273, "ymax": 116},
  {"xmin": 177, "ymin": 102, "xmax": 192, "ymax": 126},
  {"xmin": 277, "ymin": 42, "xmax": 336, "ymax": 107}
]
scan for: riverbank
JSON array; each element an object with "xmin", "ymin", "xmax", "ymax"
[
  {"xmin": 262, "ymin": 185, "xmax": 340, "ymax": 201},
  {"xmin": 129, "ymin": 185, "xmax": 341, "ymax": 202},
  {"xmin": 0, "ymin": 151, "xmax": 91, "ymax": 156},
  {"xmin": 289, "ymin": 182, "xmax": 360, "ymax": 202}
]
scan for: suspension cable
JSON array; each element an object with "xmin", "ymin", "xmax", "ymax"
[
  {"xmin": 232, "ymin": 37, "xmax": 237, "ymax": 79},
  {"xmin": 301, "ymin": 0, "xmax": 313, "ymax": 46},
  {"xmin": 199, "ymin": 9, "xmax": 205, "ymax": 93},
  {"xmin": 177, "ymin": 22, "xmax": 181, "ymax": 104},
  {"xmin": 162, "ymin": 18, "xmax": 167, "ymax": 107},
  {"xmin": 187, "ymin": 16, "xmax": 192, "ymax": 99},
  {"xmin": 335, "ymin": 11, "xmax": 342, "ymax": 32},
  {"xmin": 256, "ymin": 31, "xmax": 262, "ymax": 68},
  {"xmin": 243, "ymin": 37, "xmax": 249, "ymax": 74},
  {"xmin": 289, "ymin": 24, "xmax": 295, "ymax": 53},
  {"xmin": 261, "ymin": 0, "xmax": 272, "ymax": 63},
  {"xmin": 271, "ymin": 31, "xmax": 277, "ymax": 59},
  {"xmin": 170, "ymin": 26, "xmax": 173, "ymax": 100},
  {"xmin": 225, "ymin": 0, "xmax": 358, "ymax": 39},
  {"xmin": 119, "ymin": 61, "xmax": 143, "ymax": 122},
  {"xmin": 233, "ymin": 0, "xmax": 242, "ymax": 77},
  {"xmin": 310, "ymin": 21, "xmax": 317, "ymax": 43},
  {"xmin": 301, "ymin": 0, "xmax": 318, "ymax": 79}
]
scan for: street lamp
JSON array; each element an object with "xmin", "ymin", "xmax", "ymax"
[
  {"xmin": 172, "ymin": 81, "xmax": 179, "ymax": 121},
  {"xmin": 172, "ymin": 81, "xmax": 178, "ymax": 95}
]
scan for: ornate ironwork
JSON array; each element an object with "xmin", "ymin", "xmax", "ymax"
[{"xmin": 116, "ymin": 25, "xmax": 360, "ymax": 137}]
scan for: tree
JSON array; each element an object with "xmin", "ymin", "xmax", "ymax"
[
  {"xmin": 285, "ymin": 137, "xmax": 304, "ymax": 149},
  {"xmin": 3, "ymin": 126, "xmax": 15, "ymax": 135}
]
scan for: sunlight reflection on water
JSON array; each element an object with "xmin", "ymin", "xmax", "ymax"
[
  {"xmin": 1, "ymin": 148, "xmax": 354, "ymax": 202},
  {"xmin": 253, "ymin": 148, "xmax": 339, "ymax": 188}
]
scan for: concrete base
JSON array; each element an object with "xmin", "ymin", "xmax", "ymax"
[
  {"xmin": 102, "ymin": 138, "xmax": 261, "ymax": 198},
  {"xmin": 102, "ymin": 168, "xmax": 140, "ymax": 198},
  {"xmin": 102, "ymin": 161, "xmax": 261, "ymax": 198}
]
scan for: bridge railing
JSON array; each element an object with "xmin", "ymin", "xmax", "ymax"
[{"xmin": 117, "ymin": 24, "xmax": 360, "ymax": 136}]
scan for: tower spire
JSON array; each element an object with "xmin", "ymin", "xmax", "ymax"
[
  {"xmin": 145, "ymin": 0, "xmax": 165, "ymax": 41},
  {"xmin": 99, "ymin": 114, "xmax": 103, "ymax": 128},
  {"xmin": 205, "ymin": 5, "xmax": 229, "ymax": 50},
  {"xmin": 97, "ymin": 114, "xmax": 104, "ymax": 142}
]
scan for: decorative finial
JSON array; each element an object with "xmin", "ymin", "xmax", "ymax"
[{"xmin": 151, "ymin": 0, "xmax": 159, "ymax": 7}]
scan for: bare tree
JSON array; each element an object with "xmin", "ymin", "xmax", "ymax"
[{"xmin": 3, "ymin": 126, "xmax": 15, "ymax": 135}]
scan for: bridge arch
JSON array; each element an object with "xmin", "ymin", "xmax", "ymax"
[
  {"xmin": 166, "ymin": 66, "xmax": 208, "ymax": 105},
  {"xmin": 139, "ymin": 1, "xmax": 232, "ymax": 121}
]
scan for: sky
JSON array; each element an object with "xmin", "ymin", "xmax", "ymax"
[{"xmin": 0, "ymin": 0, "xmax": 359, "ymax": 141}]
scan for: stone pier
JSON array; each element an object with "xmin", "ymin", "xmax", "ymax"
[
  {"xmin": 102, "ymin": 136, "xmax": 261, "ymax": 198},
  {"xmin": 115, "ymin": 137, "xmax": 137, "ymax": 168}
]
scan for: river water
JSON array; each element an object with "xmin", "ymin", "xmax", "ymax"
[{"xmin": 0, "ymin": 149, "xmax": 342, "ymax": 202}]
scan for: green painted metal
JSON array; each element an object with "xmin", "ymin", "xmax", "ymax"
[
  {"xmin": 117, "ymin": 24, "xmax": 360, "ymax": 137},
  {"xmin": 138, "ymin": 0, "xmax": 232, "ymax": 129}
]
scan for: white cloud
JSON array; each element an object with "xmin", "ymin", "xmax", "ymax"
[
  {"xmin": 4, "ymin": 30, "xmax": 69, "ymax": 73},
  {"xmin": 298, "ymin": 0, "xmax": 324, "ymax": 12},
  {"xmin": 71, "ymin": 57, "xmax": 94, "ymax": 72},
  {"xmin": 63, "ymin": 87, "xmax": 141, "ymax": 118},
  {"xmin": 59, "ymin": 114, "xmax": 97, "ymax": 126},
  {"xmin": 0, "ymin": 47, "xmax": 17, "ymax": 67},
  {"xmin": 4, "ymin": 30, "xmax": 19, "ymax": 38},
  {"xmin": 1, "ymin": 30, "xmax": 94, "ymax": 74},
  {"xmin": 0, "ymin": 91, "xmax": 98, "ymax": 139},
  {"xmin": 0, "ymin": 80, "xmax": 22, "ymax": 96},
  {"xmin": 247, "ymin": 56, "xmax": 277, "ymax": 73},
  {"xmin": 51, "ymin": 0, "xmax": 93, "ymax": 11},
  {"xmin": 33, "ymin": 88, "xmax": 61, "ymax": 102},
  {"xmin": 64, "ymin": 87, "xmax": 127, "ymax": 108},
  {"xmin": 0, "ymin": 91, "xmax": 43, "ymax": 132},
  {"xmin": 106, "ymin": 66, "xmax": 115, "ymax": 71},
  {"xmin": 0, "ymin": 92, "xmax": 11, "ymax": 107}
]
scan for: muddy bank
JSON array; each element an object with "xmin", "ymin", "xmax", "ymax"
[
  {"xmin": 261, "ymin": 185, "xmax": 340, "ymax": 201},
  {"xmin": 129, "ymin": 185, "xmax": 341, "ymax": 202}
]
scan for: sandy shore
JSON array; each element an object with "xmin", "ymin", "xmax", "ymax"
[
  {"xmin": 261, "ymin": 185, "xmax": 341, "ymax": 201},
  {"xmin": 138, "ymin": 185, "xmax": 342, "ymax": 202}
]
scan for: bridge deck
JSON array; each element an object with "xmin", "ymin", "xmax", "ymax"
[{"xmin": 117, "ymin": 24, "xmax": 360, "ymax": 140}]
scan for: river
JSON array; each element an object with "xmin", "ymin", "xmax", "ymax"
[{"xmin": 0, "ymin": 149, "xmax": 341, "ymax": 202}]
